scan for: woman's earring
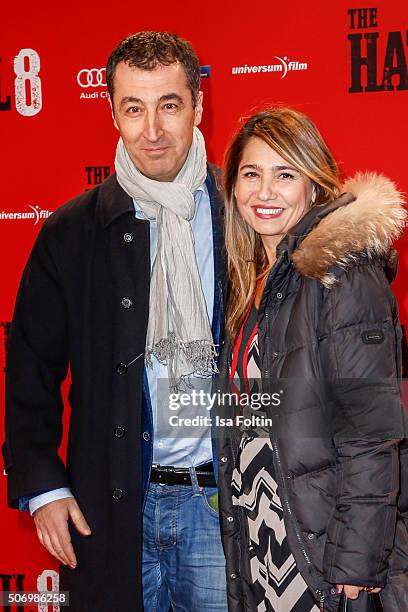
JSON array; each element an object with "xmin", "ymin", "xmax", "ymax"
[{"xmin": 311, "ymin": 187, "xmax": 316, "ymax": 205}]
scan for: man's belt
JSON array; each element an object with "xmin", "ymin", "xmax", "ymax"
[{"xmin": 150, "ymin": 461, "xmax": 216, "ymax": 487}]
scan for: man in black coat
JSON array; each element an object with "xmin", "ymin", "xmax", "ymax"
[{"xmin": 3, "ymin": 32, "xmax": 227, "ymax": 611}]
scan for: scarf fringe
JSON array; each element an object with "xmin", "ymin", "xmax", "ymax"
[{"xmin": 146, "ymin": 332, "xmax": 219, "ymax": 392}]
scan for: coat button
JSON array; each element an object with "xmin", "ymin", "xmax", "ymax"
[
  {"xmin": 116, "ymin": 362, "xmax": 128, "ymax": 375},
  {"xmin": 123, "ymin": 233, "xmax": 133, "ymax": 243},
  {"xmin": 230, "ymin": 573, "xmax": 238, "ymax": 580},
  {"xmin": 308, "ymin": 533, "xmax": 315, "ymax": 540},
  {"xmin": 227, "ymin": 516, "xmax": 234, "ymax": 522},
  {"xmin": 112, "ymin": 487, "xmax": 124, "ymax": 500},
  {"xmin": 142, "ymin": 431, "xmax": 150, "ymax": 441},
  {"xmin": 121, "ymin": 297, "xmax": 133, "ymax": 309},
  {"xmin": 220, "ymin": 456, "xmax": 228, "ymax": 463},
  {"xmin": 331, "ymin": 588, "xmax": 337, "ymax": 595},
  {"xmin": 276, "ymin": 292, "xmax": 283, "ymax": 299},
  {"xmin": 114, "ymin": 425, "xmax": 125, "ymax": 438}
]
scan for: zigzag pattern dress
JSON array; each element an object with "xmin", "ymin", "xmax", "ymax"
[{"xmin": 230, "ymin": 304, "xmax": 319, "ymax": 612}]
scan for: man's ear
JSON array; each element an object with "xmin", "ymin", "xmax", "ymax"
[
  {"xmin": 109, "ymin": 95, "xmax": 119, "ymax": 130},
  {"xmin": 194, "ymin": 91, "xmax": 203, "ymax": 126}
]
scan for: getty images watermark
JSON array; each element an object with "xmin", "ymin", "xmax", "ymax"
[
  {"xmin": 156, "ymin": 377, "xmax": 407, "ymax": 440},
  {"xmin": 167, "ymin": 389, "xmax": 282, "ymax": 428}
]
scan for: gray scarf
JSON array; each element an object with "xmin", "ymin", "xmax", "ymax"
[{"xmin": 115, "ymin": 127, "xmax": 217, "ymax": 390}]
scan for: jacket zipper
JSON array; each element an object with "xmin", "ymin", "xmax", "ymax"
[
  {"xmin": 316, "ymin": 589, "xmax": 325, "ymax": 611},
  {"xmin": 272, "ymin": 438, "xmax": 325, "ymax": 610},
  {"xmin": 259, "ymin": 254, "xmax": 325, "ymax": 610},
  {"xmin": 263, "ymin": 311, "xmax": 270, "ymax": 378}
]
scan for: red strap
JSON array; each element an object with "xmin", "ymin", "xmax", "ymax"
[{"xmin": 230, "ymin": 300, "xmax": 258, "ymax": 399}]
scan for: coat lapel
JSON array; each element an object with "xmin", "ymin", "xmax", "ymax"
[{"xmin": 207, "ymin": 164, "xmax": 227, "ymax": 350}]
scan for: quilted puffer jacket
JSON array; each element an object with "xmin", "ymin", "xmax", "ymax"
[{"xmin": 216, "ymin": 174, "xmax": 408, "ymax": 611}]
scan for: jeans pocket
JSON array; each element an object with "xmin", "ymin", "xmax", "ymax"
[{"xmin": 200, "ymin": 488, "xmax": 220, "ymax": 517}]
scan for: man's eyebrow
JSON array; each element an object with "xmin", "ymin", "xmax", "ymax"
[
  {"xmin": 119, "ymin": 93, "xmax": 185, "ymax": 109},
  {"xmin": 119, "ymin": 96, "xmax": 143, "ymax": 109},
  {"xmin": 158, "ymin": 93, "xmax": 184, "ymax": 105}
]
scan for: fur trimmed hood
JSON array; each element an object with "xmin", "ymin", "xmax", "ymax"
[{"xmin": 291, "ymin": 173, "xmax": 407, "ymax": 288}]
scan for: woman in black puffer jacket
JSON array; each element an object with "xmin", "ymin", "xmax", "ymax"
[{"xmin": 216, "ymin": 107, "xmax": 408, "ymax": 612}]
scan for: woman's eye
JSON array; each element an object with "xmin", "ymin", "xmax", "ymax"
[
  {"xmin": 243, "ymin": 172, "xmax": 259, "ymax": 178},
  {"xmin": 278, "ymin": 172, "xmax": 295, "ymax": 180}
]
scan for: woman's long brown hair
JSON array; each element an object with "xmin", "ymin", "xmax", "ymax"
[{"xmin": 224, "ymin": 107, "xmax": 342, "ymax": 343}]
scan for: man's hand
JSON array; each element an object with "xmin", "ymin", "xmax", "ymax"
[
  {"xmin": 33, "ymin": 497, "xmax": 91, "ymax": 569},
  {"xmin": 336, "ymin": 585, "xmax": 382, "ymax": 599}
]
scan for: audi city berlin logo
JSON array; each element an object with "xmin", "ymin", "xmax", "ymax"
[
  {"xmin": 77, "ymin": 67, "xmax": 108, "ymax": 100},
  {"xmin": 77, "ymin": 68, "xmax": 107, "ymax": 88}
]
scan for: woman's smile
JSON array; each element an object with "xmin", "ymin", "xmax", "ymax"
[{"xmin": 252, "ymin": 206, "xmax": 284, "ymax": 219}]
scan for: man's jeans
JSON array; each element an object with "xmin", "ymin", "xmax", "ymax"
[{"xmin": 142, "ymin": 467, "xmax": 228, "ymax": 611}]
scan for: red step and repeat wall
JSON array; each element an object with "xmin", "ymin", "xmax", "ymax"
[{"xmin": 1, "ymin": 0, "xmax": 407, "ymax": 606}]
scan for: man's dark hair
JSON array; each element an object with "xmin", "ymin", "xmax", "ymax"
[{"xmin": 106, "ymin": 31, "xmax": 201, "ymax": 107}]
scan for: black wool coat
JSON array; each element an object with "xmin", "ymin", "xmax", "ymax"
[
  {"xmin": 216, "ymin": 175, "xmax": 408, "ymax": 612},
  {"xmin": 3, "ymin": 166, "xmax": 226, "ymax": 612}
]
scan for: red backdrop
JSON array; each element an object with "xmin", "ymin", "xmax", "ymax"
[{"xmin": 1, "ymin": 0, "xmax": 407, "ymax": 606}]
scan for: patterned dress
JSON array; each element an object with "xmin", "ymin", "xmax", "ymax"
[{"xmin": 230, "ymin": 304, "xmax": 319, "ymax": 612}]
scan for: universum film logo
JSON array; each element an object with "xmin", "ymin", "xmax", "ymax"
[
  {"xmin": 232, "ymin": 56, "xmax": 308, "ymax": 78},
  {"xmin": 0, "ymin": 205, "xmax": 53, "ymax": 225}
]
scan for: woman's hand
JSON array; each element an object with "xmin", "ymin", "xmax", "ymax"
[{"xmin": 336, "ymin": 585, "xmax": 382, "ymax": 599}]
